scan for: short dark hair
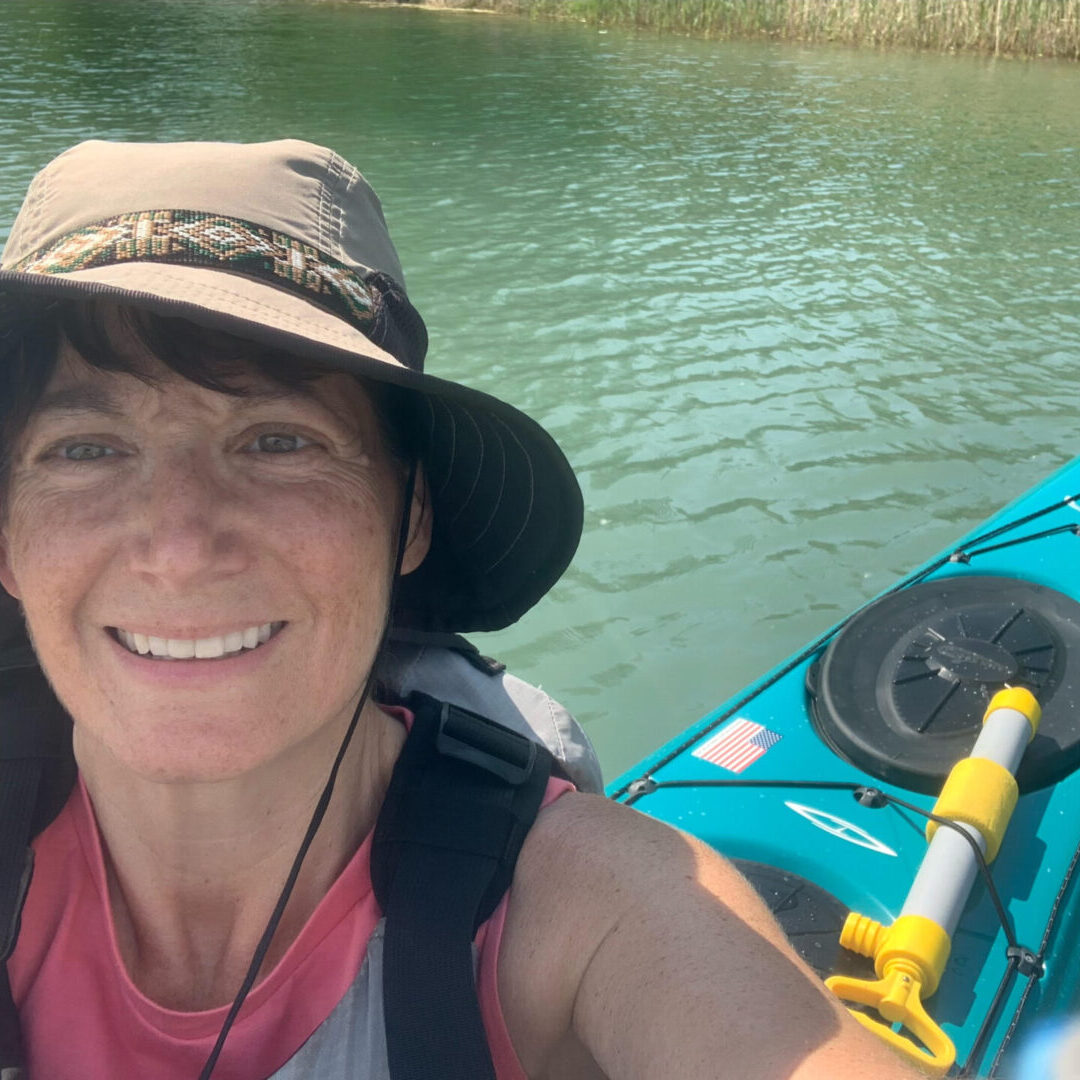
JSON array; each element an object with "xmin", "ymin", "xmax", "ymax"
[{"xmin": 0, "ymin": 300, "xmax": 420, "ymax": 485}]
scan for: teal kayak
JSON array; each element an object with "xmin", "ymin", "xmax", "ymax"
[{"xmin": 609, "ymin": 457, "xmax": 1080, "ymax": 1077}]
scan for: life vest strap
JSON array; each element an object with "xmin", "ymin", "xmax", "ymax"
[{"xmin": 372, "ymin": 692, "xmax": 553, "ymax": 1080}]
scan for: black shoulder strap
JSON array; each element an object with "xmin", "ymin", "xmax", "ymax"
[
  {"xmin": 371, "ymin": 691, "xmax": 552, "ymax": 1080},
  {"xmin": 0, "ymin": 651, "xmax": 76, "ymax": 1077}
]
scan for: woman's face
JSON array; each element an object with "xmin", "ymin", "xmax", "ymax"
[{"xmin": 0, "ymin": 330, "xmax": 430, "ymax": 781}]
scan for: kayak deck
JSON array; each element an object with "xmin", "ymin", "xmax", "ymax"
[{"xmin": 609, "ymin": 456, "xmax": 1080, "ymax": 1076}]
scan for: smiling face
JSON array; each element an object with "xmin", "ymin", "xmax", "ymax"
[{"xmin": 0, "ymin": 326, "xmax": 430, "ymax": 782}]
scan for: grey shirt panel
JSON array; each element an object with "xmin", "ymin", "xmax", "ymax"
[
  {"xmin": 267, "ymin": 919, "xmax": 487, "ymax": 1080},
  {"xmin": 267, "ymin": 921, "xmax": 389, "ymax": 1079}
]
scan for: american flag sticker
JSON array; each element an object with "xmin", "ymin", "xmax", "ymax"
[{"xmin": 692, "ymin": 717, "xmax": 782, "ymax": 773}]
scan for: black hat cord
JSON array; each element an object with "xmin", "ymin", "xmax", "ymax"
[{"xmin": 197, "ymin": 463, "xmax": 418, "ymax": 1080}]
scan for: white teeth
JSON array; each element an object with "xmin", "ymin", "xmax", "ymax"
[
  {"xmin": 194, "ymin": 636, "xmax": 226, "ymax": 659},
  {"xmin": 117, "ymin": 623, "xmax": 278, "ymax": 660}
]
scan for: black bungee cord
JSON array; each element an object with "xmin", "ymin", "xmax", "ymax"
[
  {"xmin": 197, "ymin": 464, "xmax": 418, "ymax": 1080},
  {"xmin": 981, "ymin": 834, "xmax": 1080, "ymax": 1079}
]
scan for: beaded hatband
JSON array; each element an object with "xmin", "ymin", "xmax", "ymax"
[{"xmin": 11, "ymin": 209, "xmax": 379, "ymax": 334}]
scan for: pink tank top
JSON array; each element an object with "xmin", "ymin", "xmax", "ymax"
[{"xmin": 9, "ymin": 769, "xmax": 571, "ymax": 1079}]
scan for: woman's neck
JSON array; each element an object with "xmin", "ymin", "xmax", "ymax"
[{"xmin": 75, "ymin": 699, "xmax": 406, "ymax": 1011}]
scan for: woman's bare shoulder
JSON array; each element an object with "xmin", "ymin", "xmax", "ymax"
[{"xmin": 514, "ymin": 790, "xmax": 776, "ymax": 927}]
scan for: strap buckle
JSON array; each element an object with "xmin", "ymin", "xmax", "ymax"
[{"xmin": 436, "ymin": 702, "xmax": 536, "ymax": 786}]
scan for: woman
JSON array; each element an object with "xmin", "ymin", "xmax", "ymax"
[{"xmin": 0, "ymin": 140, "xmax": 923, "ymax": 1079}]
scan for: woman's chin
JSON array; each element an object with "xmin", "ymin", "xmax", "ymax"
[{"xmin": 74, "ymin": 714, "xmax": 307, "ymax": 787}]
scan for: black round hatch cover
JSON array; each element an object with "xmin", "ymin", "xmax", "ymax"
[
  {"xmin": 732, "ymin": 859, "xmax": 872, "ymax": 981},
  {"xmin": 808, "ymin": 575, "xmax": 1080, "ymax": 794}
]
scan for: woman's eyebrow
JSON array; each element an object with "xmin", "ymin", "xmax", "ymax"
[
  {"xmin": 31, "ymin": 381, "xmax": 342, "ymax": 428},
  {"xmin": 33, "ymin": 384, "xmax": 126, "ymax": 419},
  {"xmin": 35, "ymin": 383, "xmax": 307, "ymax": 415}
]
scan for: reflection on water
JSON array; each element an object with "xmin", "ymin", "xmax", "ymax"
[{"xmin": 2, "ymin": 0, "xmax": 1079, "ymax": 775}]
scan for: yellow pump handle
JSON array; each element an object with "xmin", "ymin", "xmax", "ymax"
[
  {"xmin": 826, "ymin": 913, "xmax": 955, "ymax": 1074},
  {"xmin": 826, "ymin": 965, "xmax": 955, "ymax": 1075}
]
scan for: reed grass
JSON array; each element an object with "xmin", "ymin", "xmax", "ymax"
[{"xmin": 407, "ymin": 0, "xmax": 1080, "ymax": 58}]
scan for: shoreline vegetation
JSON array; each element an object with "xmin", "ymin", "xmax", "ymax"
[{"xmin": 387, "ymin": 0, "xmax": 1080, "ymax": 59}]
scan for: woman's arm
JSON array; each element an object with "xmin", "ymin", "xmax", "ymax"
[{"xmin": 500, "ymin": 792, "xmax": 930, "ymax": 1080}]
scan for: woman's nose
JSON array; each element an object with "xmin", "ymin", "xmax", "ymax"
[{"xmin": 128, "ymin": 451, "xmax": 247, "ymax": 586}]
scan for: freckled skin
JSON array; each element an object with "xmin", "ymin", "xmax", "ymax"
[{"xmin": 0, "ymin": 341, "xmax": 430, "ymax": 782}]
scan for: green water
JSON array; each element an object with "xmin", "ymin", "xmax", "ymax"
[{"xmin": 2, "ymin": 0, "xmax": 1079, "ymax": 778}]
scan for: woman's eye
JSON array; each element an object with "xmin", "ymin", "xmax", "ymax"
[
  {"xmin": 61, "ymin": 443, "xmax": 114, "ymax": 462},
  {"xmin": 248, "ymin": 432, "xmax": 313, "ymax": 454}
]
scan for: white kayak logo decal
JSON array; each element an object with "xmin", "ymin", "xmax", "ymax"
[{"xmin": 783, "ymin": 801, "xmax": 897, "ymax": 857}]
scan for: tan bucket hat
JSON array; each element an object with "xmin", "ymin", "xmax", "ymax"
[{"xmin": 0, "ymin": 139, "xmax": 582, "ymax": 633}]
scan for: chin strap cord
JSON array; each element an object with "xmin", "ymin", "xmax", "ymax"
[{"xmin": 197, "ymin": 463, "xmax": 417, "ymax": 1080}]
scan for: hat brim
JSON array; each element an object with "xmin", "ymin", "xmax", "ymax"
[{"xmin": 0, "ymin": 265, "xmax": 583, "ymax": 633}]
